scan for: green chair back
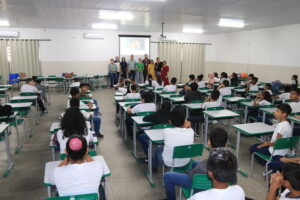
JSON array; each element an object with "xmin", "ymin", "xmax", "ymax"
[
  {"xmin": 152, "ymin": 124, "xmax": 173, "ymax": 129},
  {"xmin": 156, "ymin": 88, "xmax": 164, "ymax": 91},
  {"xmin": 238, "ymin": 99, "xmax": 251, "ymax": 105},
  {"xmin": 191, "ymin": 100, "xmax": 203, "ymax": 103},
  {"xmin": 20, "ymin": 92, "xmax": 38, "ymax": 96},
  {"xmin": 55, "ymin": 78, "xmax": 65, "ymax": 82},
  {"xmin": 273, "ymin": 136, "xmax": 299, "ymax": 151},
  {"xmin": 48, "ymin": 75, "xmax": 57, "ymax": 78},
  {"xmin": 60, "ymin": 151, "xmax": 96, "ymax": 160},
  {"xmin": 285, "ymin": 99, "xmax": 292, "ymax": 103},
  {"xmin": 46, "ymin": 193, "xmax": 98, "ymax": 200},
  {"xmin": 248, "ymin": 90, "xmax": 258, "ymax": 94},
  {"xmin": 80, "ymin": 97, "xmax": 93, "ymax": 100},
  {"xmin": 162, "ymin": 91, "xmax": 176, "ymax": 94},
  {"xmin": 125, "ymin": 98, "xmax": 140, "ymax": 102},
  {"xmin": 170, "ymin": 94, "xmax": 182, "ymax": 98},
  {"xmin": 137, "ymin": 111, "xmax": 156, "ymax": 116},
  {"xmin": 93, "ymin": 75, "xmax": 100, "ymax": 79},
  {"xmin": 192, "ymin": 174, "xmax": 213, "ymax": 190},
  {"xmin": 222, "ymin": 95, "xmax": 234, "ymax": 98},
  {"xmin": 173, "ymin": 144, "xmax": 204, "ymax": 159},
  {"xmin": 124, "ymin": 103, "xmax": 139, "ymax": 107},
  {"xmin": 206, "ymin": 107, "xmax": 224, "ymax": 111},
  {"xmin": 260, "ymin": 104, "xmax": 275, "ymax": 108}
]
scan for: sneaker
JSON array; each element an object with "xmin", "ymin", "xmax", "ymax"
[
  {"xmin": 42, "ymin": 110, "xmax": 48, "ymax": 114},
  {"xmin": 98, "ymin": 133, "xmax": 104, "ymax": 138}
]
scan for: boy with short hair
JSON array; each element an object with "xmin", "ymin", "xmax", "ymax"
[
  {"xmin": 152, "ymin": 106, "xmax": 194, "ymax": 171},
  {"xmin": 249, "ymin": 104, "xmax": 292, "ymax": 165},
  {"xmin": 201, "ymin": 90, "xmax": 221, "ymax": 110},
  {"xmin": 264, "ymin": 83, "xmax": 273, "ymax": 95},
  {"xmin": 267, "ymin": 163, "xmax": 300, "ymax": 200},
  {"xmin": 217, "ymin": 80, "xmax": 232, "ymax": 97},
  {"xmin": 196, "ymin": 74, "xmax": 206, "ymax": 89},
  {"xmin": 246, "ymin": 76, "xmax": 259, "ymax": 92},
  {"xmin": 184, "ymin": 82, "xmax": 202, "ymax": 103},
  {"xmin": 163, "ymin": 128, "xmax": 228, "ymax": 200},
  {"xmin": 163, "ymin": 77, "xmax": 177, "ymax": 92},
  {"xmin": 125, "ymin": 84, "xmax": 141, "ymax": 100},
  {"xmin": 21, "ymin": 78, "xmax": 47, "ymax": 113},
  {"xmin": 188, "ymin": 148, "xmax": 245, "ymax": 200}
]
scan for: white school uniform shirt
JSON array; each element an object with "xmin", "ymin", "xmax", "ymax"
[
  {"xmin": 163, "ymin": 85, "xmax": 177, "ymax": 92},
  {"xmin": 118, "ymin": 87, "xmax": 128, "ymax": 95},
  {"xmin": 279, "ymin": 189, "xmax": 299, "ymax": 200},
  {"xmin": 269, "ymin": 121, "xmax": 292, "ymax": 156},
  {"xmin": 219, "ymin": 78, "xmax": 231, "ymax": 84},
  {"xmin": 67, "ymin": 100, "xmax": 88, "ymax": 109},
  {"xmin": 188, "ymin": 185, "xmax": 245, "ymax": 200},
  {"xmin": 162, "ymin": 128, "xmax": 194, "ymax": 167},
  {"xmin": 279, "ymin": 92, "xmax": 290, "ymax": 101},
  {"xmin": 145, "ymin": 80, "xmax": 157, "ymax": 87},
  {"xmin": 258, "ymin": 100, "xmax": 271, "ymax": 106},
  {"xmin": 131, "ymin": 103, "xmax": 156, "ymax": 114},
  {"xmin": 56, "ymin": 129, "xmax": 94, "ymax": 154},
  {"xmin": 219, "ymin": 87, "xmax": 232, "ymax": 97},
  {"xmin": 201, "ymin": 100, "xmax": 221, "ymax": 110},
  {"xmin": 213, "ymin": 77, "xmax": 220, "ymax": 82},
  {"xmin": 53, "ymin": 160, "xmax": 104, "ymax": 197},
  {"xmin": 288, "ymin": 102, "xmax": 300, "ymax": 113},
  {"xmin": 153, "ymin": 82, "xmax": 164, "ymax": 90},
  {"xmin": 70, "ymin": 82, "xmax": 80, "ymax": 87},
  {"xmin": 249, "ymin": 84, "xmax": 259, "ymax": 91},
  {"xmin": 125, "ymin": 93, "xmax": 141, "ymax": 100},
  {"xmin": 197, "ymin": 81, "xmax": 206, "ymax": 89},
  {"xmin": 20, "ymin": 84, "xmax": 38, "ymax": 93}
]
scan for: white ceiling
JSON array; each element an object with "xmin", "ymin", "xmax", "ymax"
[{"xmin": 1, "ymin": 0, "xmax": 300, "ymax": 34}]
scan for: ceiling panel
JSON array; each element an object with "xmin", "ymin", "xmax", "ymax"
[{"xmin": 1, "ymin": 0, "xmax": 300, "ymax": 34}]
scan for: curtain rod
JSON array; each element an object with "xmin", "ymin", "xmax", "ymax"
[
  {"xmin": 151, "ymin": 41, "xmax": 212, "ymax": 45},
  {"xmin": 0, "ymin": 38, "xmax": 51, "ymax": 41}
]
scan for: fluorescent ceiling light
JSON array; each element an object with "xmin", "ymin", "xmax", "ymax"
[
  {"xmin": 92, "ymin": 23, "xmax": 118, "ymax": 30},
  {"xmin": 84, "ymin": 33, "xmax": 104, "ymax": 40},
  {"xmin": 182, "ymin": 27, "xmax": 203, "ymax": 34},
  {"xmin": 99, "ymin": 10, "xmax": 133, "ymax": 21},
  {"xmin": 0, "ymin": 31, "xmax": 19, "ymax": 38},
  {"xmin": 218, "ymin": 18, "xmax": 244, "ymax": 28},
  {"xmin": 0, "ymin": 20, "xmax": 10, "ymax": 26}
]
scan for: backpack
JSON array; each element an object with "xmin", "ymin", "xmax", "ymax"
[{"xmin": 0, "ymin": 105, "xmax": 14, "ymax": 122}]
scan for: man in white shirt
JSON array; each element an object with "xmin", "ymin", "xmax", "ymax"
[
  {"xmin": 267, "ymin": 163, "xmax": 300, "ymax": 200},
  {"xmin": 20, "ymin": 78, "xmax": 47, "ymax": 113},
  {"xmin": 52, "ymin": 136, "xmax": 106, "ymax": 199},
  {"xmin": 163, "ymin": 77, "xmax": 177, "ymax": 92},
  {"xmin": 152, "ymin": 106, "xmax": 194, "ymax": 171},
  {"xmin": 188, "ymin": 148, "xmax": 245, "ymax": 200},
  {"xmin": 250, "ymin": 104, "xmax": 292, "ymax": 165}
]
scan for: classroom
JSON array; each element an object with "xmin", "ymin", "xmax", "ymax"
[{"xmin": 1, "ymin": 1, "xmax": 300, "ymax": 200}]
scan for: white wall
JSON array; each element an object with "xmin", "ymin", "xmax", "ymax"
[
  {"xmin": 0, "ymin": 27, "xmax": 205, "ymax": 76},
  {"xmin": 205, "ymin": 23, "xmax": 300, "ymax": 82}
]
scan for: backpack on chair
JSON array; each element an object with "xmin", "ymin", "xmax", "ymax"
[{"xmin": 0, "ymin": 105, "xmax": 14, "ymax": 122}]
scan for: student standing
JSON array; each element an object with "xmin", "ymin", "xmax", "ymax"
[
  {"xmin": 21, "ymin": 78, "xmax": 47, "ymax": 114},
  {"xmin": 52, "ymin": 136, "xmax": 106, "ymax": 199},
  {"xmin": 108, "ymin": 58, "xmax": 118, "ymax": 88},
  {"xmin": 135, "ymin": 58, "xmax": 145, "ymax": 84},
  {"xmin": 188, "ymin": 148, "xmax": 245, "ymax": 200},
  {"xmin": 142, "ymin": 54, "xmax": 151, "ymax": 82},
  {"xmin": 147, "ymin": 60, "xmax": 156, "ymax": 80},
  {"xmin": 120, "ymin": 57, "xmax": 128, "ymax": 78},
  {"xmin": 127, "ymin": 55, "xmax": 136, "ymax": 81},
  {"xmin": 155, "ymin": 57, "xmax": 163, "ymax": 79},
  {"xmin": 161, "ymin": 61, "xmax": 170, "ymax": 85},
  {"xmin": 114, "ymin": 56, "xmax": 120, "ymax": 82},
  {"xmin": 249, "ymin": 104, "xmax": 292, "ymax": 165}
]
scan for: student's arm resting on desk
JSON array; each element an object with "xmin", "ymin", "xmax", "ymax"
[
  {"xmin": 280, "ymin": 156, "xmax": 300, "ymax": 164},
  {"xmin": 127, "ymin": 107, "xmax": 133, "ymax": 115},
  {"xmin": 266, "ymin": 172, "xmax": 282, "ymax": 200},
  {"xmin": 257, "ymin": 134, "xmax": 282, "ymax": 149}
]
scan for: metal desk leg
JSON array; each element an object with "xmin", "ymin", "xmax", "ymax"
[
  {"xmin": 52, "ymin": 149, "xmax": 56, "ymax": 161},
  {"xmin": 244, "ymin": 107, "xmax": 248, "ymax": 123},
  {"xmin": 132, "ymin": 122, "xmax": 138, "ymax": 159},
  {"xmin": 145, "ymin": 139, "xmax": 155, "ymax": 187},
  {"xmin": 47, "ymin": 186, "xmax": 51, "ymax": 197},
  {"xmin": 3, "ymin": 127, "xmax": 14, "ymax": 177},
  {"xmin": 204, "ymin": 115, "xmax": 209, "ymax": 147},
  {"xmin": 236, "ymin": 131, "xmax": 248, "ymax": 177},
  {"xmin": 14, "ymin": 116, "xmax": 22, "ymax": 154},
  {"xmin": 262, "ymin": 112, "xmax": 266, "ymax": 124}
]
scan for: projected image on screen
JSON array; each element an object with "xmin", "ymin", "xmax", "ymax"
[{"xmin": 120, "ymin": 36, "xmax": 150, "ymax": 59}]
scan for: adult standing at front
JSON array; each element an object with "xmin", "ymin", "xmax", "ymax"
[
  {"xmin": 161, "ymin": 60, "xmax": 170, "ymax": 85},
  {"xmin": 127, "ymin": 54, "xmax": 136, "ymax": 81},
  {"xmin": 155, "ymin": 57, "xmax": 163, "ymax": 79},
  {"xmin": 108, "ymin": 58, "xmax": 118, "ymax": 88},
  {"xmin": 135, "ymin": 58, "xmax": 144, "ymax": 83},
  {"xmin": 147, "ymin": 60, "xmax": 156, "ymax": 80},
  {"xmin": 114, "ymin": 56, "xmax": 120, "ymax": 81},
  {"xmin": 120, "ymin": 57, "xmax": 128, "ymax": 78},
  {"xmin": 142, "ymin": 54, "xmax": 151, "ymax": 83}
]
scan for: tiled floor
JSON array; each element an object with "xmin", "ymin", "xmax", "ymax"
[{"xmin": 0, "ymin": 88, "xmax": 266, "ymax": 200}]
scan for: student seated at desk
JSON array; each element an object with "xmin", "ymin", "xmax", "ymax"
[
  {"xmin": 20, "ymin": 78, "xmax": 47, "ymax": 114},
  {"xmin": 253, "ymin": 91, "xmax": 272, "ymax": 106},
  {"xmin": 289, "ymin": 87, "xmax": 300, "ymax": 103},
  {"xmin": 230, "ymin": 72, "xmax": 239, "ymax": 87},
  {"xmin": 269, "ymin": 155, "xmax": 300, "ymax": 172},
  {"xmin": 69, "ymin": 88, "xmax": 102, "ymax": 138},
  {"xmin": 184, "ymin": 82, "xmax": 203, "ymax": 103},
  {"xmin": 179, "ymin": 74, "xmax": 196, "ymax": 95},
  {"xmin": 153, "ymin": 76, "xmax": 164, "ymax": 90},
  {"xmin": 52, "ymin": 136, "xmax": 106, "ymax": 199},
  {"xmin": 217, "ymin": 80, "xmax": 232, "ymax": 97},
  {"xmin": 115, "ymin": 78, "xmax": 135, "ymax": 95},
  {"xmin": 273, "ymin": 85, "xmax": 291, "ymax": 102},
  {"xmin": 32, "ymin": 77, "xmax": 48, "ymax": 104},
  {"xmin": 138, "ymin": 101, "xmax": 172, "ymax": 160},
  {"xmin": 70, "ymin": 78, "xmax": 81, "ymax": 87},
  {"xmin": 213, "ymin": 72, "xmax": 219, "ymax": 83},
  {"xmin": 79, "ymin": 83, "xmax": 92, "ymax": 98},
  {"xmin": 152, "ymin": 106, "xmax": 194, "ymax": 171},
  {"xmin": 219, "ymin": 72, "xmax": 230, "ymax": 84},
  {"xmin": 163, "ymin": 77, "xmax": 177, "ymax": 92},
  {"xmin": 267, "ymin": 163, "xmax": 300, "ymax": 200},
  {"xmin": 163, "ymin": 128, "xmax": 228, "ymax": 200},
  {"xmin": 126, "ymin": 91, "xmax": 156, "ymax": 138},
  {"xmin": 125, "ymin": 84, "xmax": 140, "ymax": 100},
  {"xmin": 201, "ymin": 90, "xmax": 221, "ymax": 110},
  {"xmin": 250, "ymin": 104, "xmax": 292, "ymax": 166},
  {"xmin": 245, "ymin": 76, "xmax": 259, "ymax": 92},
  {"xmin": 245, "ymin": 73, "xmax": 254, "ymax": 86},
  {"xmin": 290, "ymin": 74, "xmax": 299, "ymax": 88},
  {"xmin": 145, "ymin": 74, "xmax": 157, "ymax": 87},
  {"xmin": 196, "ymin": 74, "xmax": 206, "ymax": 89},
  {"xmin": 264, "ymin": 83, "xmax": 273, "ymax": 95},
  {"xmin": 188, "ymin": 148, "xmax": 245, "ymax": 200},
  {"xmin": 57, "ymin": 106, "xmax": 94, "ymax": 154}
]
